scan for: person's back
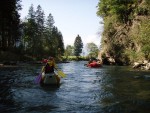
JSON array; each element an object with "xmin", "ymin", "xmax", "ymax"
[
  {"xmin": 45, "ymin": 60, "xmax": 54, "ymax": 73},
  {"xmin": 42, "ymin": 57, "xmax": 56, "ymax": 73}
]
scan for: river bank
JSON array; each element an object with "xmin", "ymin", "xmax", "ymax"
[{"xmin": 1, "ymin": 51, "xmax": 150, "ymax": 71}]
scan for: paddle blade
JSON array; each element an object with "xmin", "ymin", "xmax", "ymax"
[
  {"xmin": 57, "ymin": 70, "xmax": 66, "ymax": 78},
  {"xmin": 34, "ymin": 73, "xmax": 42, "ymax": 84}
]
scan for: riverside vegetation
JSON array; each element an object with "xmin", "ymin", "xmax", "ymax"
[{"xmin": 97, "ymin": 0, "xmax": 150, "ymax": 70}]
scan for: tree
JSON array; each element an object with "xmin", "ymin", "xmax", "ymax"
[
  {"xmin": 86, "ymin": 42, "xmax": 99, "ymax": 58},
  {"xmin": 28, "ymin": 4, "xmax": 35, "ymax": 19},
  {"xmin": 65, "ymin": 45, "xmax": 74, "ymax": 56},
  {"xmin": 42, "ymin": 13, "xmax": 55, "ymax": 56},
  {"xmin": 48, "ymin": 26, "xmax": 65, "ymax": 58},
  {"xmin": 73, "ymin": 35, "xmax": 83, "ymax": 56},
  {"xmin": 57, "ymin": 31, "xmax": 65, "ymax": 56},
  {"xmin": 35, "ymin": 5, "xmax": 45, "ymax": 57},
  {"xmin": 46, "ymin": 13, "xmax": 55, "ymax": 33},
  {"xmin": 22, "ymin": 4, "xmax": 38, "ymax": 56},
  {"xmin": 0, "ymin": 0, "xmax": 21, "ymax": 51}
]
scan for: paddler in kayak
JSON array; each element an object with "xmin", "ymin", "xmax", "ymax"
[
  {"xmin": 40, "ymin": 56, "xmax": 60, "ymax": 85},
  {"xmin": 86, "ymin": 58, "xmax": 102, "ymax": 68}
]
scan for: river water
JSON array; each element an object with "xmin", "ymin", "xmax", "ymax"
[{"xmin": 0, "ymin": 61, "xmax": 150, "ymax": 113}]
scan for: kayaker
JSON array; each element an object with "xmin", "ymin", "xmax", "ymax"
[
  {"xmin": 41, "ymin": 56, "xmax": 60, "ymax": 84},
  {"xmin": 84, "ymin": 59, "xmax": 93, "ymax": 66},
  {"xmin": 43, "ymin": 56, "xmax": 56, "ymax": 73},
  {"xmin": 88, "ymin": 59, "xmax": 93, "ymax": 64}
]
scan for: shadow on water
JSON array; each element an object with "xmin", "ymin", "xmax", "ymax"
[
  {"xmin": 97, "ymin": 66, "xmax": 150, "ymax": 113},
  {"xmin": 40, "ymin": 83, "xmax": 61, "ymax": 91},
  {"xmin": 0, "ymin": 61, "xmax": 150, "ymax": 113}
]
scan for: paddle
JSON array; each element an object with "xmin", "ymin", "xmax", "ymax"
[
  {"xmin": 57, "ymin": 70, "xmax": 66, "ymax": 78},
  {"xmin": 54, "ymin": 63, "xmax": 66, "ymax": 78},
  {"xmin": 34, "ymin": 66, "xmax": 44, "ymax": 84},
  {"xmin": 54, "ymin": 67, "xmax": 66, "ymax": 78},
  {"xmin": 34, "ymin": 73, "xmax": 42, "ymax": 84}
]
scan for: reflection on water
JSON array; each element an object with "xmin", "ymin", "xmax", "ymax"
[{"xmin": 0, "ymin": 61, "xmax": 150, "ymax": 113}]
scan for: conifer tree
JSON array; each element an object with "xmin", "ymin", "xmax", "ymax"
[
  {"xmin": 0, "ymin": 0, "xmax": 21, "ymax": 51},
  {"xmin": 74, "ymin": 35, "xmax": 83, "ymax": 56}
]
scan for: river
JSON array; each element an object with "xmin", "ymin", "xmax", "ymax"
[{"xmin": 0, "ymin": 61, "xmax": 150, "ymax": 113}]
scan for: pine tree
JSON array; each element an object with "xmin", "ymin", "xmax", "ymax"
[
  {"xmin": 0, "ymin": 0, "xmax": 21, "ymax": 51},
  {"xmin": 50, "ymin": 27, "xmax": 65, "ymax": 57},
  {"xmin": 35, "ymin": 5, "xmax": 45, "ymax": 57},
  {"xmin": 74, "ymin": 35, "xmax": 83, "ymax": 56},
  {"xmin": 43, "ymin": 13, "xmax": 55, "ymax": 56},
  {"xmin": 22, "ymin": 4, "xmax": 38, "ymax": 55},
  {"xmin": 46, "ymin": 13, "xmax": 55, "ymax": 33}
]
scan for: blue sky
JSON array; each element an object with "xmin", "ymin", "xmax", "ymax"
[{"xmin": 20, "ymin": 0, "xmax": 103, "ymax": 48}]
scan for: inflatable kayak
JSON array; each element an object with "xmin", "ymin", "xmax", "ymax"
[
  {"xmin": 40, "ymin": 72, "xmax": 60, "ymax": 86},
  {"xmin": 87, "ymin": 62, "xmax": 102, "ymax": 68}
]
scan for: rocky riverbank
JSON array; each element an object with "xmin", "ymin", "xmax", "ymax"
[{"xmin": 133, "ymin": 60, "xmax": 150, "ymax": 70}]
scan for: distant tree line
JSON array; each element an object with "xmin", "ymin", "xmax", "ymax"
[{"xmin": 65, "ymin": 35, "xmax": 99, "ymax": 58}]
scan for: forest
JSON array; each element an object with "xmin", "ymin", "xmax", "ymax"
[{"xmin": 0, "ymin": 0, "xmax": 66, "ymax": 61}]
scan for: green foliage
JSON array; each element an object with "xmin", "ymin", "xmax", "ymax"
[
  {"xmin": 21, "ymin": 4, "xmax": 65, "ymax": 60},
  {"xmin": 142, "ymin": 45, "xmax": 150, "ymax": 59},
  {"xmin": 50, "ymin": 27, "xmax": 65, "ymax": 57},
  {"xmin": 136, "ymin": 0, "xmax": 150, "ymax": 16},
  {"xmin": 139, "ymin": 19, "xmax": 150, "ymax": 59},
  {"xmin": 97, "ymin": 0, "xmax": 137, "ymax": 23},
  {"xmin": 125, "ymin": 50, "xmax": 145, "ymax": 62},
  {"xmin": 112, "ymin": 43, "xmax": 124, "ymax": 57},
  {"xmin": 65, "ymin": 45, "xmax": 74, "ymax": 56},
  {"xmin": 0, "ymin": 0, "xmax": 21, "ymax": 51},
  {"xmin": 22, "ymin": 4, "xmax": 38, "ymax": 56},
  {"xmin": 62, "ymin": 56, "xmax": 88, "ymax": 61},
  {"xmin": 86, "ymin": 42, "xmax": 99, "ymax": 58},
  {"xmin": 105, "ymin": 18, "xmax": 117, "ymax": 38},
  {"xmin": 73, "ymin": 35, "xmax": 83, "ymax": 56},
  {"xmin": 97, "ymin": 0, "xmax": 150, "ymax": 64},
  {"xmin": 0, "ymin": 2, "xmax": 65, "ymax": 61},
  {"xmin": 46, "ymin": 13, "xmax": 55, "ymax": 32}
]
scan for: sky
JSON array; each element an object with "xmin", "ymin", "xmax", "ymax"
[{"xmin": 19, "ymin": 0, "xmax": 103, "ymax": 48}]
